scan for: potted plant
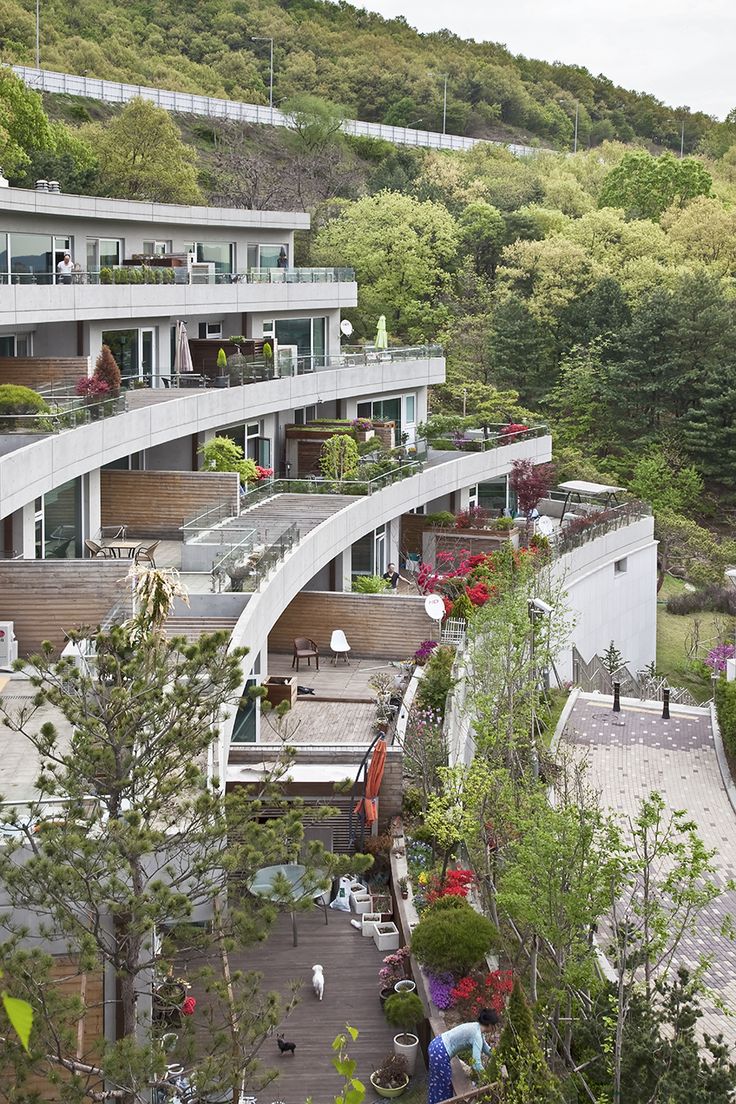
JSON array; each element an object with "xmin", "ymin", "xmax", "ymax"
[
  {"xmin": 383, "ymin": 991, "xmax": 424, "ymax": 1075},
  {"xmin": 379, "ymin": 946, "xmax": 410, "ymax": 1004},
  {"xmin": 398, "ymin": 876, "xmax": 409, "ymax": 900},
  {"xmin": 215, "ymin": 347, "xmax": 229, "ymax": 387},
  {"xmin": 370, "ymin": 1053, "xmax": 409, "ymax": 1098}
]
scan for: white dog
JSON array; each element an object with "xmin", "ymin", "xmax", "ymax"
[{"xmin": 312, "ymin": 964, "xmax": 324, "ymax": 1001}]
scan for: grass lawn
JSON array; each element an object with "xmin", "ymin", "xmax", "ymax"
[{"xmin": 656, "ymin": 575, "xmax": 728, "ymax": 701}]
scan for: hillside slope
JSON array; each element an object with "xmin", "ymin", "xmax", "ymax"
[{"xmin": 0, "ymin": 0, "xmax": 722, "ymax": 152}]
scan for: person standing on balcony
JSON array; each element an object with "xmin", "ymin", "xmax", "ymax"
[
  {"xmin": 56, "ymin": 252, "xmax": 73, "ymax": 284},
  {"xmin": 277, "ymin": 247, "xmax": 288, "ymax": 269}
]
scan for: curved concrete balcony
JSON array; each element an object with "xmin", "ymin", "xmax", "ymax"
[
  {"xmin": 0, "ymin": 352, "xmax": 445, "ymax": 519},
  {"xmin": 1, "ymin": 273, "xmax": 357, "ymax": 327},
  {"xmin": 217, "ymin": 433, "xmax": 553, "ymax": 771}
]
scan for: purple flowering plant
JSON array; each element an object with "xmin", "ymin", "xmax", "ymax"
[
  {"xmin": 427, "ymin": 972, "xmax": 456, "ymax": 1010},
  {"xmin": 706, "ymin": 643, "xmax": 735, "ymax": 672},
  {"xmin": 378, "ymin": 946, "xmax": 411, "ymax": 989},
  {"xmin": 414, "ymin": 640, "xmax": 439, "ymax": 663}
]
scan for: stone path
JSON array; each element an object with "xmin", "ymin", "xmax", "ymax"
[{"xmin": 564, "ymin": 694, "xmax": 736, "ymax": 1046}]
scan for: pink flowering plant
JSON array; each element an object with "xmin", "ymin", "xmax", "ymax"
[
  {"xmin": 706, "ymin": 643, "xmax": 735, "ymax": 672},
  {"xmin": 379, "ymin": 946, "xmax": 411, "ymax": 990},
  {"xmin": 75, "ymin": 376, "xmax": 111, "ymax": 398}
]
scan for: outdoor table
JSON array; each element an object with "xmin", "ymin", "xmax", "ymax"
[
  {"xmin": 249, "ymin": 863, "xmax": 329, "ymax": 946},
  {"xmin": 103, "ymin": 539, "xmax": 142, "ymax": 559}
]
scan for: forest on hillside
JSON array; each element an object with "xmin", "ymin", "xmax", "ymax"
[{"xmin": 1, "ymin": 0, "xmax": 735, "ymax": 152}]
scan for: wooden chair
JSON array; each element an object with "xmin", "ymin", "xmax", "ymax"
[
  {"xmin": 292, "ymin": 637, "xmax": 319, "ymax": 672},
  {"xmin": 85, "ymin": 538, "xmax": 110, "ymax": 558},
  {"xmin": 135, "ymin": 540, "xmax": 160, "ymax": 568}
]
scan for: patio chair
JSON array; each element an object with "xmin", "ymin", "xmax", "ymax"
[
  {"xmin": 292, "ymin": 637, "xmax": 319, "ymax": 672},
  {"xmin": 135, "ymin": 540, "xmax": 160, "ymax": 568},
  {"xmin": 85, "ymin": 539, "xmax": 111, "ymax": 558},
  {"xmin": 330, "ymin": 629, "xmax": 351, "ymax": 665}
]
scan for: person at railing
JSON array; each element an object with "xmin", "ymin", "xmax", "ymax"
[
  {"xmin": 277, "ymin": 247, "xmax": 288, "ymax": 269},
  {"xmin": 56, "ymin": 252, "xmax": 73, "ymax": 285}
]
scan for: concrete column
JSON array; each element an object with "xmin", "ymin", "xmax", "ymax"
[
  {"xmin": 388, "ymin": 516, "xmax": 400, "ymax": 567},
  {"xmin": 19, "ymin": 502, "xmax": 35, "ymax": 558},
  {"xmin": 85, "ymin": 469, "xmax": 101, "ymax": 543}
]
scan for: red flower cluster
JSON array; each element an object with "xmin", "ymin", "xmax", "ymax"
[
  {"xmin": 426, "ymin": 868, "xmax": 474, "ymax": 905},
  {"xmin": 465, "ymin": 582, "xmax": 490, "ymax": 607},
  {"xmin": 181, "ymin": 996, "xmax": 197, "ymax": 1016},
  {"xmin": 254, "ymin": 465, "xmax": 274, "ymax": 481},
  {"xmin": 451, "ymin": 970, "xmax": 513, "ymax": 1017},
  {"xmin": 501, "ymin": 424, "xmax": 529, "ymax": 437}
]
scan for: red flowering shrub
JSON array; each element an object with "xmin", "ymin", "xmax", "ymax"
[
  {"xmin": 181, "ymin": 996, "xmax": 197, "ymax": 1016},
  {"xmin": 425, "ymin": 869, "xmax": 474, "ymax": 906},
  {"xmin": 501, "ymin": 424, "xmax": 529, "ymax": 437},
  {"xmin": 465, "ymin": 582, "xmax": 490, "ymax": 607},
  {"xmin": 451, "ymin": 969, "xmax": 513, "ymax": 1019},
  {"xmin": 455, "ymin": 506, "xmax": 489, "ymax": 530},
  {"xmin": 254, "ymin": 465, "xmax": 274, "ymax": 481},
  {"xmin": 450, "ymin": 976, "xmax": 478, "ymax": 1003}
]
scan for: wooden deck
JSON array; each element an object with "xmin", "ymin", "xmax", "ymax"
[{"xmin": 228, "ymin": 908, "xmax": 414, "ymax": 1103}]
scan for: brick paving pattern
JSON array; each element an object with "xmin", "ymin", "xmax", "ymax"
[{"xmin": 564, "ymin": 695, "xmax": 736, "ymax": 1047}]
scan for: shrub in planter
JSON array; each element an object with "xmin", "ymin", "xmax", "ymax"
[
  {"xmin": 411, "ymin": 897, "xmax": 496, "ymax": 976},
  {"xmin": 370, "ymin": 1053, "xmax": 409, "ymax": 1097},
  {"xmin": 0, "ymin": 384, "xmax": 50, "ymax": 430},
  {"xmin": 352, "ymin": 574, "xmax": 390, "ymax": 593},
  {"xmin": 426, "ymin": 511, "xmax": 455, "ymax": 527},
  {"xmin": 415, "ymin": 646, "xmax": 456, "ymax": 714},
  {"xmin": 384, "ymin": 991, "xmax": 424, "ymax": 1032}
]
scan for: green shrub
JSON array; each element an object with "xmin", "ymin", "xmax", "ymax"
[
  {"xmin": 0, "ymin": 385, "xmax": 50, "ymax": 431},
  {"xmin": 352, "ymin": 575, "xmax": 389, "ymax": 593},
  {"xmin": 411, "ymin": 897, "xmax": 496, "ymax": 975},
  {"xmin": 384, "ymin": 992, "xmax": 424, "ymax": 1031},
  {"xmin": 495, "ymin": 516, "xmax": 516, "ymax": 531},
  {"xmin": 425, "ymin": 511, "xmax": 455, "ymax": 527},
  {"xmin": 451, "ymin": 592, "xmax": 474, "ymax": 620},
  {"xmin": 99, "ymin": 267, "xmax": 113, "ymax": 284},
  {"xmin": 715, "ymin": 677, "xmax": 736, "ymax": 756},
  {"xmin": 416, "ymin": 646, "xmax": 456, "ymax": 714},
  {"xmin": 426, "ymin": 895, "xmax": 469, "ymax": 913}
]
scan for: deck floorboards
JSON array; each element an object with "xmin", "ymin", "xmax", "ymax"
[{"xmin": 229, "ymin": 908, "xmax": 407, "ymax": 1103}]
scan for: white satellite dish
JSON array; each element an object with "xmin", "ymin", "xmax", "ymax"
[
  {"xmin": 340, "ymin": 319, "xmax": 354, "ymax": 337},
  {"xmin": 424, "ymin": 594, "xmax": 445, "ymax": 622}
]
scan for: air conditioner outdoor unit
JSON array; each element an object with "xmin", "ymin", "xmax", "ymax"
[
  {"xmin": 189, "ymin": 261, "xmax": 215, "ymax": 285},
  {"xmin": 0, "ymin": 622, "xmax": 18, "ymax": 669}
]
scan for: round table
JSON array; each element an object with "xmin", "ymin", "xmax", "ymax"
[{"xmin": 249, "ymin": 864, "xmax": 329, "ymax": 946}]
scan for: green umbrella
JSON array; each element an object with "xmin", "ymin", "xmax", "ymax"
[{"xmin": 374, "ymin": 314, "xmax": 388, "ymax": 350}]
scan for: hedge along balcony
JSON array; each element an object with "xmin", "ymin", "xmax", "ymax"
[
  {"xmin": 425, "ymin": 424, "xmax": 548, "ymax": 452},
  {"xmin": 0, "ymin": 393, "xmax": 126, "ymax": 435}
]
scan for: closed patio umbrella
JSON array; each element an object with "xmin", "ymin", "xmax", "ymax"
[
  {"xmin": 174, "ymin": 320, "xmax": 194, "ymax": 377},
  {"xmin": 354, "ymin": 736, "xmax": 387, "ymax": 827},
  {"xmin": 374, "ymin": 315, "xmax": 388, "ymax": 351}
]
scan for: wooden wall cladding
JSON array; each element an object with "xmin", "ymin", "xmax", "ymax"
[
  {"xmin": 0, "ymin": 357, "xmax": 89, "ymax": 388},
  {"xmin": 268, "ymin": 591, "xmax": 432, "ymax": 660},
  {"xmin": 100, "ymin": 470, "xmax": 239, "ymax": 539}
]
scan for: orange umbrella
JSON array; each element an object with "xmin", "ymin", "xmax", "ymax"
[{"xmin": 354, "ymin": 737, "xmax": 387, "ymax": 826}]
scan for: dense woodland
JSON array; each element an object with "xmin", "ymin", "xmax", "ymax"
[{"xmin": 2, "ymin": 0, "xmax": 736, "ymax": 151}]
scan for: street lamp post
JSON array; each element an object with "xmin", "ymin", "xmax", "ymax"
[
  {"xmin": 442, "ymin": 74, "xmax": 448, "ymax": 135},
  {"xmin": 251, "ymin": 36, "xmax": 274, "ymax": 123}
]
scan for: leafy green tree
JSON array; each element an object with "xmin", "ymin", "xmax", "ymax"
[
  {"xmin": 458, "ymin": 200, "xmax": 507, "ymax": 279},
  {"xmin": 199, "ymin": 435, "xmax": 258, "ymax": 485},
  {"xmin": 598, "ymin": 150, "xmax": 712, "ymax": 220},
  {"xmin": 0, "ymin": 69, "xmax": 55, "ymax": 178},
  {"xmin": 319, "ymin": 433, "xmax": 359, "ymax": 481},
  {"xmin": 83, "ymin": 98, "xmax": 203, "ymax": 204},
  {"xmin": 13, "ymin": 120, "xmax": 98, "ymax": 193},
  {"xmin": 311, "ymin": 190, "xmax": 459, "ymax": 342},
  {"xmin": 629, "ymin": 449, "xmax": 703, "ymax": 514},
  {"xmin": 487, "ymin": 297, "xmax": 554, "ymax": 404}
]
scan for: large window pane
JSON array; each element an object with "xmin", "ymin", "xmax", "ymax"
[
  {"xmin": 44, "ymin": 477, "xmax": 82, "ymax": 558},
  {"xmin": 9, "ymin": 233, "xmax": 53, "ymax": 284},
  {"xmin": 0, "ymin": 234, "xmax": 8, "ymax": 279},
  {"xmin": 102, "ymin": 329, "xmax": 138, "ymax": 381},
  {"xmin": 352, "ymin": 532, "xmax": 373, "ymax": 575},
  {"xmin": 0, "ymin": 337, "xmax": 14, "ymax": 357},
  {"xmin": 99, "ymin": 240, "xmax": 121, "ymax": 268},
  {"xmin": 313, "ymin": 317, "xmax": 326, "ymax": 367},
  {"xmin": 274, "ymin": 318, "xmax": 312, "ymax": 358},
  {"xmin": 192, "ymin": 242, "xmax": 233, "ymax": 274}
]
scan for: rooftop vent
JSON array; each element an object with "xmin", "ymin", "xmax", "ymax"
[
  {"xmin": 35, "ymin": 179, "xmax": 48, "ymax": 191},
  {"xmin": 48, "ymin": 180, "xmax": 61, "ymax": 193}
]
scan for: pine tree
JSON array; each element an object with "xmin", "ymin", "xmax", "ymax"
[
  {"xmin": 94, "ymin": 343, "xmax": 122, "ymax": 393},
  {"xmin": 486, "ymin": 978, "xmax": 563, "ymax": 1103},
  {"xmin": 602, "ymin": 640, "xmax": 626, "ymax": 675}
]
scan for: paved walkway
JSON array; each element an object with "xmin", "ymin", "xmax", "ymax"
[{"xmin": 564, "ymin": 694, "xmax": 736, "ymax": 1045}]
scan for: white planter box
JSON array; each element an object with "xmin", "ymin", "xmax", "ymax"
[
  {"xmin": 350, "ymin": 881, "xmax": 368, "ymax": 896},
  {"xmin": 351, "ymin": 893, "xmax": 373, "ymax": 915},
  {"xmin": 362, "ymin": 912, "xmax": 382, "ymax": 937},
  {"xmin": 373, "ymin": 921, "xmax": 400, "ymax": 952}
]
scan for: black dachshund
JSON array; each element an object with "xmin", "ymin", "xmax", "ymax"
[{"xmin": 277, "ymin": 1034, "xmax": 296, "ymax": 1055}]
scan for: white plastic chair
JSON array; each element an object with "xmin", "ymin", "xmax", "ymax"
[{"xmin": 330, "ymin": 629, "xmax": 351, "ymax": 665}]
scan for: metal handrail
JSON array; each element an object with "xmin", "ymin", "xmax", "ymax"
[
  {"xmin": 0, "ymin": 266, "xmax": 355, "ymax": 287},
  {"xmin": 238, "ymin": 465, "xmax": 424, "ymax": 512}
]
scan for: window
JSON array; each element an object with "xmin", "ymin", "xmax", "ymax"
[
  {"xmin": 352, "ymin": 525, "xmax": 386, "ymax": 576},
  {"xmin": 247, "ymin": 243, "xmax": 289, "ymax": 269},
  {"xmin": 232, "ymin": 678, "xmax": 258, "ymax": 742},
  {"xmin": 294, "ymin": 405, "xmax": 317, "ymax": 426},
  {"xmin": 271, "ymin": 317, "xmax": 327, "ymax": 371},
  {"xmin": 9, "ymin": 233, "xmax": 54, "ymax": 283},
  {"xmin": 198, "ymin": 321, "xmax": 223, "ymax": 339},
  {"xmin": 142, "ymin": 240, "xmax": 171, "ymax": 255},
  {"xmin": 189, "ymin": 241, "xmax": 233, "ymax": 274},
  {"xmin": 102, "ymin": 329, "xmax": 138, "ymax": 381},
  {"xmin": 87, "ymin": 238, "xmax": 121, "ymax": 273},
  {"xmin": 408, "ymin": 505, "xmax": 426, "ymax": 515},
  {"xmin": 357, "ymin": 396, "xmax": 402, "ymax": 440},
  {"xmin": 614, "ymin": 557, "xmax": 628, "ymax": 575},
  {"xmin": 467, "ymin": 485, "xmax": 478, "ymax": 509},
  {"xmin": 41, "ymin": 477, "xmax": 84, "ymax": 559}
]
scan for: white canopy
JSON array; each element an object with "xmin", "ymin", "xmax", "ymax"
[{"xmin": 556, "ymin": 481, "xmax": 625, "ymax": 496}]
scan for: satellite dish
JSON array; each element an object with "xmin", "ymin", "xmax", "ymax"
[
  {"xmin": 424, "ymin": 594, "xmax": 445, "ymax": 622},
  {"xmin": 340, "ymin": 319, "xmax": 354, "ymax": 337}
]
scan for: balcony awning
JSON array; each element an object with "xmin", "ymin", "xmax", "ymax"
[{"xmin": 227, "ymin": 762, "xmax": 364, "ymax": 784}]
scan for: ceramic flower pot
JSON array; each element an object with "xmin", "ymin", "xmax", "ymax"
[
  {"xmin": 370, "ymin": 1073, "xmax": 409, "ymax": 1099},
  {"xmin": 393, "ymin": 1033, "xmax": 419, "ymax": 1076}
]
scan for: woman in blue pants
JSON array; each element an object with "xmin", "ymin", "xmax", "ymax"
[{"xmin": 427, "ymin": 1009, "xmax": 500, "ymax": 1104}]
